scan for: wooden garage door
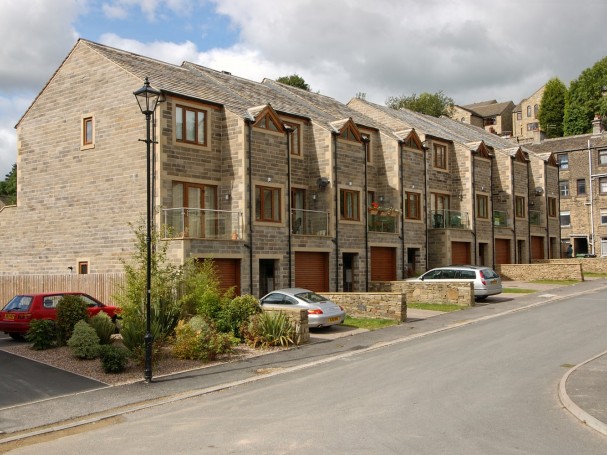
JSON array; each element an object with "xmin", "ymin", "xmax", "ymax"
[
  {"xmin": 531, "ymin": 236, "xmax": 544, "ymax": 260},
  {"xmin": 203, "ymin": 258, "xmax": 241, "ymax": 295},
  {"xmin": 451, "ymin": 242, "xmax": 470, "ymax": 265},
  {"xmin": 295, "ymin": 252, "xmax": 329, "ymax": 292},
  {"xmin": 495, "ymin": 239, "xmax": 511, "ymax": 265},
  {"xmin": 371, "ymin": 247, "xmax": 396, "ymax": 281}
]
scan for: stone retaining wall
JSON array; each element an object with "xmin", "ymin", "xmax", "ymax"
[
  {"xmin": 533, "ymin": 258, "xmax": 607, "ymax": 274},
  {"xmin": 324, "ymin": 292, "xmax": 407, "ymax": 322},
  {"xmin": 496, "ymin": 263, "xmax": 584, "ymax": 281},
  {"xmin": 261, "ymin": 307, "xmax": 309, "ymax": 345},
  {"xmin": 369, "ymin": 281, "xmax": 475, "ymax": 307}
]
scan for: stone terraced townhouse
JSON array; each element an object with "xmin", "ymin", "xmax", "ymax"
[{"xmin": 0, "ymin": 39, "xmax": 560, "ymax": 297}]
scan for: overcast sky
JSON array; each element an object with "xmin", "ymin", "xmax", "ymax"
[{"xmin": 1, "ymin": 0, "xmax": 607, "ymax": 178}]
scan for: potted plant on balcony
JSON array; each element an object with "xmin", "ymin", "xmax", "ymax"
[{"xmin": 368, "ymin": 201, "xmax": 379, "ymax": 215}]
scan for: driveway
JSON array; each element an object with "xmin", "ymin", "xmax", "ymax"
[{"xmin": 0, "ymin": 335, "xmax": 106, "ymax": 408}]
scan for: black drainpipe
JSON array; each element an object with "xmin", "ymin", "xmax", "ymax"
[
  {"xmin": 285, "ymin": 125, "xmax": 294, "ymax": 287},
  {"xmin": 490, "ymin": 156, "xmax": 496, "ymax": 270},
  {"xmin": 527, "ymin": 159, "xmax": 532, "ymax": 263},
  {"xmin": 511, "ymin": 156, "xmax": 517, "ymax": 264},
  {"xmin": 544, "ymin": 160, "xmax": 549, "ymax": 258},
  {"xmin": 246, "ymin": 119, "xmax": 254, "ymax": 294},
  {"xmin": 399, "ymin": 140, "xmax": 406, "ymax": 278},
  {"xmin": 471, "ymin": 150, "xmax": 477, "ymax": 265},
  {"xmin": 557, "ymin": 162, "xmax": 562, "ymax": 257},
  {"xmin": 363, "ymin": 136, "xmax": 370, "ymax": 292},
  {"xmin": 332, "ymin": 132, "xmax": 340, "ymax": 291},
  {"xmin": 423, "ymin": 144, "xmax": 429, "ymax": 269}
]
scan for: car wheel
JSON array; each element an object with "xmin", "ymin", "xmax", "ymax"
[{"xmin": 8, "ymin": 333, "xmax": 26, "ymax": 341}]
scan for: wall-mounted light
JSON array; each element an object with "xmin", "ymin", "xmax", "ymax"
[
  {"xmin": 68, "ymin": 266, "xmax": 74, "ymax": 273},
  {"xmin": 312, "ymin": 192, "xmax": 317, "ymax": 200},
  {"xmin": 348, "ymin": 181, "xmax": 352, "ymax": 186},
  {"xmin": 411, "ymin": 184, "xmax": 415, "ymax": 189},
  {"xmin": 379, "ymin": 195, "xmax": 384, "ymax": 203},
  {"xmin": 267, "ymin": 177, "xmax": 272, "ymax": 183},
  {"xmin": 225, "ymin": 193, "xmax": 231, "ymax": 201}
]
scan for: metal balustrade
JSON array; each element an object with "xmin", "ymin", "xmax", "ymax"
[
  {"xmin": 430, "ymin": 210, "xmax": 470, "ymax": 229},
  {"xmin": 291, "ymin": 208, "xmax": 330, "ymax": 236},
  {"xmin": 162, "ymin": 208, "xmax": 243, "ymax": 240}
]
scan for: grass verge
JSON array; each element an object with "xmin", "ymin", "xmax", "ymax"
[
  {"xmin": 531, "ymin": 279, "xmax": 580, "ymax": 285},
  {"xmin": 502, "ymin": 288, "xmax": 536, "ymax": 294},
  {"xmin": 406, "ymin": 302, "xmax": 464, "ymax": 312},
  {"xmin": 342, "ymin": 316, "xmax": 398, "ymax": 330},
  {"xmin": 584, "ymin": 272, "xmax": 607, "ymax": 278}
]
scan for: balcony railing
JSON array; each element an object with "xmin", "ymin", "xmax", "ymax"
[
  {"xmin": 368, "ymin": 213, "xmax": 398, "ymax": 233},
  {"xmin": 529, "ymin": 209, "xmax": 542, "ymax": 226},
  {"xmin": 162, "ymin": 208, "xmax": 243, "ymax": 240},
  {"xmin": 493, "ymin": 210, "xmax": 509, "ymax": 227},
  {"xmin": 430, "ymin": 210, "xmax": 469, "ymax": 229},
  {"xmin": 291, "ymin": 208, "xmax": 330, "ymax": 236}
]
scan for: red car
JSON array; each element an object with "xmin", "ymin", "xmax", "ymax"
[{"xmin": 0, "ymin": 292, "xmax": 121, "ymax": 340}]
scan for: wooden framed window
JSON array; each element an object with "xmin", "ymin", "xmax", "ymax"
[
  {"xmin": 515, "ymin": 196, "xmax": 526, "ymax": 218},
  {"xmin": 432, "ymin": 193, "xmax": 450, "ymax": 211},
  {"xmin": 82, "ymin": 117, "xmax": 93, "ymax": 146},
  {"xmin": 433, "ymin": 143, "xmax": 447, "ymax": 170},
  {"xmin": 291, "ymin": 188, "xmax": 305, "ymax": 233},
  {"xmin": 176, "ymin": 105, "xmax": 207, "ymax": 145},
  {"xmin": 285, "ymin": 122, "xmax": 301, "ymax": 156},
  {"xmin": 78, "ymin": 261, "xmax": 89, "ymax": 274},
  {"xmin": 367, "ymin": 190, "xmax": 376, "ymax": 207},
  {"xmin": 517, "ymin": 112, "xmax": 522, "ymax": 120},
  {"xmin": 560, "ymin": 211, "xmax": 570, "ymax": 226},
  {"xmin": 548, "ymin": 197, "xmax": 557, "ymax": 217},
  {"xmin": 254, "ymin": 112, "xmax": 280, "ymax": 131},
  {"xmin": 256, "ymin": 185, "xmax": 281, "ymax": 222},
  {"xmin": 577, "ymin": 179, "xmax": 586, "ymax": 195},
  {"xmin": 340, "ymin": 189, "xmax": 360, "ymax": 221},
  {"xmin": 527, "ymin": 106, "xmax": 532, "ymax": 117},
  {"xmin": 476, "ymin": 194, "xmax": 489, "ymax": 219},
  {"xmin": 172, "ymin": 181, "xmax": 218, "ymax": 237},
  {"xmin": 405, "ymin": 192, "xmax": 421, "ymax": 220}
]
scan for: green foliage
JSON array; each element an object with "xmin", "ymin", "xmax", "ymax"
[
  {"xmin": 538, "ymin": 78, "xmax": 567, "ymax": 138},
  {"xmin": 386, "ymin": 91, "xmax": 454, "ymax": 117},
  {"xmin": 89, "ymin": 312, "xmax": 116, "ymax": 345},
  {"xmin": 25, "ymin": 319, "xmax": 57, "ymax": 350},
  {"xmin": 0, "ymin": 164, "xmax": 16, "ymax": 205},
  {"xmin": 172, "ymin": 317, "xmax": 235, "ymax": 361},
  {"xmin": 276, "ymin": 74, "xmax": 311, "ymax": 91},
  {"xmin": 564, "ymin": 56, "xmax": 607, "ymax": 135},
  {"xmin": 67, "ymin": 320, "xmax": 100, "ymax": 359},
  {"xmin": 99, "ymin": 345, "xmax": 130, "ymax": 373},
  {"xmin": 56, "ymin": 295, "xmax": 88, "ymax": 345},
  {"xmin": 218, "ymin": 294, "xmax": 262, "ymax": 338},
  {"xmin": 241, "ymin": 311, "xmax": 295, "ymax": 348}
]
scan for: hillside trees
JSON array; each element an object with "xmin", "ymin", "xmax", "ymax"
[
  {"xmin": 386, "ymin": 91, "xmax": 455, "ymax": 117},
  {"xmin": 564, "ymin": 57, "xmax": 607, "ymax": 135},
  {"xmin": 538, "ymin": 78, "xmax": 567, "ymax": 138}
]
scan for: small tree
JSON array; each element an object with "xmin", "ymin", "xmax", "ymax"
[
  {"xmin": 386, "ymin": 91, "xmax": 455, "ymax": 117},
  {"xmin": 276, "ymin": 74, "xmax": 311, "ymax": 91},
  {"xmin": 538, "ymin": 78, "xmax": 567, "ymax": 138},
  {"xmin": 56, "ymin": 295, "xmax": 88, "ymax": 345}
]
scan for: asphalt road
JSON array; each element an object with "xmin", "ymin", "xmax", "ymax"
[
  {"xmin": 7, "ymin": 287, "xmax": 607, "ymax": 454},
  {"xmin": 0, "ymin": 334, "xmax": 106, "ymax": 408}
]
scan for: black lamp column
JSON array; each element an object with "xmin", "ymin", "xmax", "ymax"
[{"xmin": 133, "ymin": 77, "xmax": 161, "ymax": 383}]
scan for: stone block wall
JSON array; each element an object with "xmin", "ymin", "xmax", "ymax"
[
  {"xmin": 324, "ymin": 292, "xmax": 406, "ymax": 322},
  {"xmin": 533, "ymin": 258, "xmax": 607, "ymax": 274},
  {"xmin": 261, "ymin": 307, "xmax": 310, "ymax": 345},
  {"xmin": 496, "ymin": 263, "xmax": 583, "ymax": 281},
  {"xmin": 370, "ymin": 281, "xmax": 474, "ymax": 307}
]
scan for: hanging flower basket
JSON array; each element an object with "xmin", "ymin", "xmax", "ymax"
[{"xmin": 368, "ymin": 201, "xmax": 379, "ymax": 215}]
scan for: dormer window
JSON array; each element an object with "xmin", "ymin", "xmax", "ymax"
[{"xmin": 254, "ymin": 112, "xmax": 280, "ymax": 131}]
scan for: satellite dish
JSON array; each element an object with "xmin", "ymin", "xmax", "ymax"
[{"xmin": 534, "ymin": 187, "xmax": 544, "ymax": 196}]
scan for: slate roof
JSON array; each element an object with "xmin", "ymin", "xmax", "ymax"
[
  {"xmin": 465, "ymin": 101, "xmax": 514, "ymax": 118},
  {"xmin": 525, "ymin": 132, "xmax": 607, "ymax": 155}
]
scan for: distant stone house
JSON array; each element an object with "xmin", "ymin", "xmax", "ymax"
[
  {"xmin": 0, "ymin": 39, "xmax": 561, "ymax": 296},
  {"xmin": 512, "ymin": 85, "xmax": 545, "ymax": 143},
  {"xmin": 452, "ymin": 100, "xmax": 515, "ymax": 137},
  {"xmin": 526, "ymin": 116, "xmax": 607, "ymax": 257}
]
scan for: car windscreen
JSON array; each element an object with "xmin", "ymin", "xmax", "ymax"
[
  {"xmin": 2, "ymin": 295, "xmax": 33, "ymax": 312},
  {"xmin": 295, "ymin": 292, "xmax": 327, "ymax": 303}
]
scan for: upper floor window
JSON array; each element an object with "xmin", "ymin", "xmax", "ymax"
[
  {"xmin": 515, "ymin": 196, "xmax": 526, "ymax": 218},
  {"xmin": 517, "ymin": 112, "xmax": 522, "ymax": 120},
  {"xmin": 433, "ymin": 143, "xmax": 447, "ymax": 170},
  {"xmin": 560, "ymin": 210, "xmax": 571, "ymax": 227},
  {"xmin": 526, "ymin": 123, "xmax": 539, "ymax": 131},
  {"xmin": 558, "ymin": 153, "xmax": 569, "ymax": 169},
  {"xmin": 527, "ymin": 106, "xmax": 532, "ymax": 117},
  {"xmin": 577, "ymin": 179, "xmax": 586, "ymax": 195},
  {"xmin": 600, "ymin": 177, "xmax": 607, "ymax": 195},
  {"xmin": 340, "ymin": 189, "xmax": 360, "ymax": 221},
  {"xmin": 172, "ymin": 181, "xmax": 218, "ymax": 238},
  {"xmin": 534, "ymin": 104, "xmax": 539, "ymax": 117},
  {"xmin": 78, "ymin": 261, "xmax": 89, "ymax": 275},
  {"xmin": 176, "ymin": 105, "xmax": 207, "ymax": 145},
  {"xmin": 405, "ymin": 192, "xmax": 421, "ymax": 220},
  {"xmin": 432, "ymin": 193, "xmax": 450, "ymax": 211},
  {"xmin": 559, "ymin": 180, "xmax": 570, "ymax": 197},
  {"xmin": 476, "ymin": 194, "xmax": 489, "ymax": 219},
  {"xmin": 601, "ymin": 208, "xmax": 607, "ymax": 225},
  {"xmin": 255, "ymin": 185, "xmax": 281, "ymax": 222},
  {"xmin": 82, "ymin": 116, "xmax": 93, "ymax": 147},
  {"xmin": 599, "ymin": 149, "xmax": 607, "ymax": 166},
  {"xmin": 285, "ymin": 122, "xmax": 301, "ymax": 156}
]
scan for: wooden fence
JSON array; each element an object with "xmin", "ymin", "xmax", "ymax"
[{"xmin": 0, "ymin": 274, "xmax": 126, "ymax": 306}]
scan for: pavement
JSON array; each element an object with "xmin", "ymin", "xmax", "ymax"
[{"xmin": 1, "ymin": 278, "xmax": 607, "ymax": 447}]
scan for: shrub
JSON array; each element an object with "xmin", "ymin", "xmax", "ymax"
[
  {"xmin": 56, "ymin": 295, "xmax": 88, "ymax": 345},
  {"xmin": 25, "ymin": 319, "xmax": 57, "ymax": 350},
  {"xmin": 89, "ymin": 312, "xmax": 116, "ymax": 345},
  {"xmin": 172, "ymin": 316, "xmax": 235, "ymax": 361},
  {"xmin": 67, "ymin": 320, "xmax": 100, "ymax": 359},
  {"xmin": 99, "ymin": 345, "xmax": 130, "ymax": 373},
  {"xmin": 218, "ymin": 295, "xmax": 262, "ymax": 338},
  {"xmin": 241, "ymin": 311, "xmax": 294, "ymax": 349}
]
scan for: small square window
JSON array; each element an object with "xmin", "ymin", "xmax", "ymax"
[
  {"xmin": 78, "ymin": 261, "xmax": 89, "ymax": 274},
  {"xmin": 577, "ymin": 179, "xmax": 586, "ymax": 195}
]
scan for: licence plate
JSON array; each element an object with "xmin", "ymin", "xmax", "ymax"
[
  {"xmin": 491, "ymin": 279, "xmax": 497, "ymax": 284},
  {"xmin": 4, "ymin": 314, "xmax": 15, "ymax": 320},
  {"xmin": 328, "ymin": 316, "xmax": 339, "ymax": 322}
]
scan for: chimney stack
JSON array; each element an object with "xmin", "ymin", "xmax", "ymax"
[{"xmin": 592, "ymin": 114, "xmax": 604, "ymax": 135}]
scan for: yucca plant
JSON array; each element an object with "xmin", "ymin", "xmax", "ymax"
[{"xmin": 242, "ymin": 311, "xmax": 294, "ymax": 349}]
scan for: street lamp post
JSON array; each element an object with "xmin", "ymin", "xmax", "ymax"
[{"xmin": 133, "ymin": 77, "xmax": 161, "ymax": 383}]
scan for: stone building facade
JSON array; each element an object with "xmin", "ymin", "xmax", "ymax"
[
  {"xmin": 452, "ymin": 100, "xmax": 515, "ymax": 137},
  {"xmin": 0, "ymin": 39, "xmax": 560, "ymax": 297},
  {"xmin": 512, "ymin": 85, "xmax": 545, "ymax": 143}
]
